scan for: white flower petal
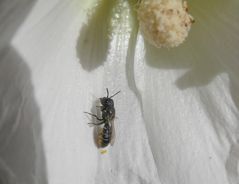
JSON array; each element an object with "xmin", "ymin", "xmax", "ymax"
[{"xmin": 0, "ymin": 0, "xmax": 239, "ymax": 184}]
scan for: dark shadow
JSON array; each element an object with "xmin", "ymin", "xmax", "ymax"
[
  {"xmin": 76, "ymin": 0, "xmax": 117, "ymax": 71},
  {"xmin": 0, "ymin": 0, "xmax": 48, "ymax": 183},
  {"xmin": 0, "ymin": 47, "xmax": 48, "ymax": 184}
]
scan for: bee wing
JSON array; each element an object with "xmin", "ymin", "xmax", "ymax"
[{"xmin": 110, "ymin": 120, "xmax": 116, "ymax": 146}]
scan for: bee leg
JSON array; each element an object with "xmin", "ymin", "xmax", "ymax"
[{"xmin": 84, "ymin": 112, "xmax": 103, "ymax": 121}]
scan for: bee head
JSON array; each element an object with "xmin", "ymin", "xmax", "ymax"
[
  {"xmin": 100, "ymin": 97, "xmax": 114, "ymax": 107},
  {"xmin": 100, "ymin": 89, "xmax": 120, "ymax": 107}
]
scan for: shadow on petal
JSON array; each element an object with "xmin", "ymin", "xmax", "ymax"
[
  {"xmin": 0, "ymin": 0, "xmax": 48, "ymax": 183},
  {"xmin": 144, "ymin": 35, "xmax": 223, "ymax": 90},
  {"xmin": 0, "ymin": 46, "xmax": 48, "ymax": 184},
  {"xmin": 76, "ymin": 0, "xmax": 116, "ymax": 71}
]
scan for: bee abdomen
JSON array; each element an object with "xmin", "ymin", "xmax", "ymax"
[
  {"xmin": 101, "ymin": 138, "xmax": 110, "ymax": 148},
  {"xmin": 98, "ymin": 123, "xmax": 112, "ymax": 148}
]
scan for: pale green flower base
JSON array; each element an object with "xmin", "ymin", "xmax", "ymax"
[{"xmin": 0, "ymin": 0, "xmax": 239, "ymax": 184}]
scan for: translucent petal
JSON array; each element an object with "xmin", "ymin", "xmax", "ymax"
[{"xmin": 1, "ymin": 0, "xmax": 239, "ymax": 184}]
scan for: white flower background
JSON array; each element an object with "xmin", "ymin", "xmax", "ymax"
[{"xmin": 0, "ymin": 0, "xmax": 239, "ymax": 184}]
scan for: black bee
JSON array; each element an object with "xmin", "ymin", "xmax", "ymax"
[{"xmin": 85, "ymin": 88, "xmax": 120, "ymax": 148}]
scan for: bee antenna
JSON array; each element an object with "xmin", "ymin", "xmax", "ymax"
[
  {"xmin": 110, "ymin": 90, "xmax": 121, "ymax": 98},
  {"xmin": 106, "ymin": 88, "xmax": 109, "ymax": 98}
]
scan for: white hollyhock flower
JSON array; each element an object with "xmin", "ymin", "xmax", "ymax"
[{"xmin": 0, "ymin": 0, "xmax": 239, "ymax": 184}]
